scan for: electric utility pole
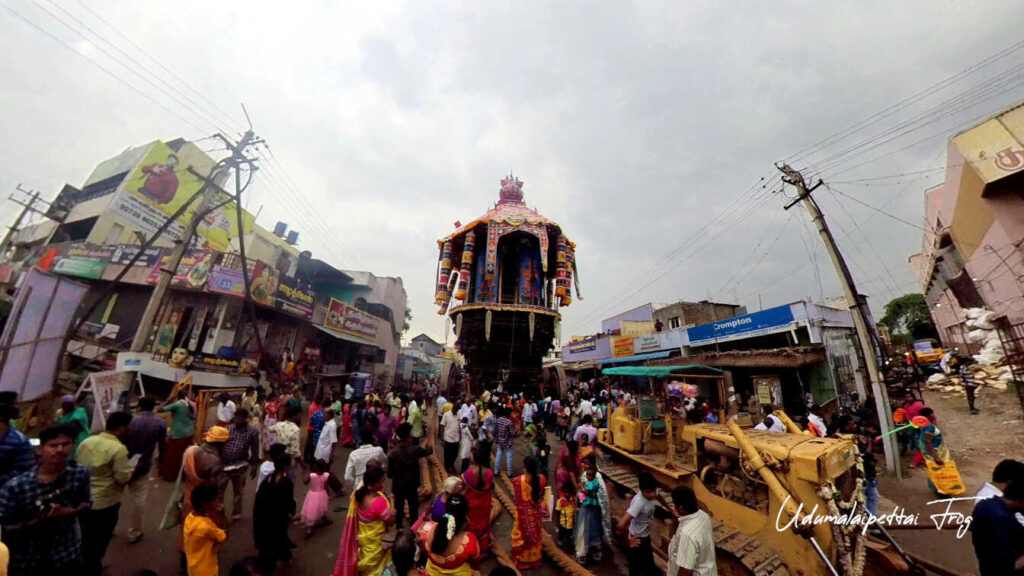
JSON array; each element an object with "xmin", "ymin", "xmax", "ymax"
[
  {"xmin": 0, "ymin": 186, "xmax": 45, "ymax": 260},
  {"xmin": 778, "ymin": 163, "xmax": 902, "ymax": 480},
  {"xmin": 129, "ymin": 131, "xmax": 260, "ymax": 353}
]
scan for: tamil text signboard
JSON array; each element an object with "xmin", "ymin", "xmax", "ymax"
[
  {"xmin": 568, "ymin": 337, "xmax": 597, "ymax": 354},
  {"xmin": 612, "ymin": 336, "xmax": 635, "ymax": 358},
  {"xmin": 637, "ymin": 334, "xmax": 660, "ymax": 352},
  {"xmin": 325, "ymin": 298, "xmax": 379, "ymax": 340},
  {"xmin": 276, "ymin": 276, "xmax": 315, "ymax": 320}
]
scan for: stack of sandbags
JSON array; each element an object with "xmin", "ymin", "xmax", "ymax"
[{"xmin": 964, "ymin": 308, "xmax": 1006, "ymax": 365}]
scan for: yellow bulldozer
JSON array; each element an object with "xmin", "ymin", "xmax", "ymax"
[{"xmin": 597, "ymin": 364, "xmax": 959, "ymax": 576}]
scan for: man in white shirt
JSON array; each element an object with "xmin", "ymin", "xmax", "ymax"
[
  {"xmin": 576, "ymin": 397, "xmax": 593, "ymax": 419},
  {"xmin": 440, "ymin": 406, "xmax": 461, "ymax": 474},
  {"xmin": 344, "ymin": 382, "xmax": 355, "ymax": 401},
  {"xmin": 977, "ymin": 459, "xmax": 1024, "ymax": 527},
  {"xmin": 345, "ymin": 429, "xmax": 387, "ymax": 490},
  {"xmin": 574, "ymin": 415, "xmax": 599, "ymax": 445},
  {"xmin": 667, "ymin": 486, "xmax": 717, "ymax": 576},
  {"xmin": 216, "ymin": 393, "xmax": 237, "ymax": 425},
  {"xmin": 806, "ymin": 405, "xmax": 827, "ymax": 437},
  {"xmin": 522, "ymin": 399, "xmax": 537, "ymax": 425},
  {"xmin": 754, "ymin": 415, "xmax": 785, "ymax": 433},
  {"xmin": 314, "ymin": 409, "xmax": 340, "ymax": 463},
  {"xmin": 458, "ymin": 398, "xmax": 478, "ymax": 427}
]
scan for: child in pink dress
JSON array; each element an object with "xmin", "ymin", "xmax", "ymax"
[{"xmin": 301, "ymin": 459, "xmax": 332, "ymax": 537}]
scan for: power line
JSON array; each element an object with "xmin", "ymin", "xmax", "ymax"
[
  {"xmin": 71, "ymin": 0, "xmax": 245, "ymax": 135},
  {"xmin": 811, "ymin": 65, "xmax": 1024, "ymax": 175},
  {"xmin": 566, "ymin": 171, "xmax": 781, "ymax": 330},
  {"xmin": 826, "ymin": 187, "xmax": 904, "ymax": 298},
  {"xmin": 254, "ymin": 147, "xmax": 367, "ymax": 270},
  {"xmin": 567, "ymin": 176, "xmax": 781, "ymax": 331},
  {"xmin": 0, "ymin": 1, "xmax": 210, "ymax": 134},
  {"xmin": 786, "ymin": 38, "xmax": 1024, "ymax": 164},
  {"xmin": 34, "ymin": 0, "xmax": 237, "ymax": 136},
  {"xmin": 827, "ymin": 185, "xmax": 928, "ymax": 233}
]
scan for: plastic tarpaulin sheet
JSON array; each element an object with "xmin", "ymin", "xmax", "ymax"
[
  {"xmin": 601, "ymin": 364, "xmax": 723, "ymax": 378},
  {"xmin": 0, "ymin": 268, "xmax": 89, "ymax": 401}
]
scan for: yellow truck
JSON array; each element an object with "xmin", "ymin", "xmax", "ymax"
[{"xmin": 912, "ymin": 338, "xmax": 944, "ymax": 365}]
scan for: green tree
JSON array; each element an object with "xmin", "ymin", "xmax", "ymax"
[
  {"xmin": 403, "ymin": 306, "xmax": 413, "ymax": 335},
  {"xmin": 880, "ymin": 293, "xmax": 938, "ymax": 341}
]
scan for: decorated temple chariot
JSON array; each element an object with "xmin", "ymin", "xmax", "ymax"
[{"xmin": 434, "ymin": 175, "xmax": 580, "ymax": 392}]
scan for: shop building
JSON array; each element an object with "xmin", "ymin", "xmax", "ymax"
[
  {"xmin": 0, "ymin": 137, "xmax": 404, "ymax": 393},
  {"xmin": 909, "ymin": 101, "xmax": 1024, "ymax": 350},
  {"xmin": 563, "ymin": 300, "xmax": 864, "ymax": 415}
]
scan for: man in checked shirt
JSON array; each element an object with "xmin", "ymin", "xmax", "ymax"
[{"xmin": 222, "ymin": 408, "xmax": 260, "ymax": 521}]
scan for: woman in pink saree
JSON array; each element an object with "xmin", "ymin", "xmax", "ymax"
[{"xmin": 332, "ymin": 466, "xmax": 395, "ymax": 576}]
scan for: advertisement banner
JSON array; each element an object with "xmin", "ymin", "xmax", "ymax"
[
  {"xmin": 568, "ymin": 337, "xmax": 597, "ymax": 354},
  {"xmin": 146, "ymin": 250, "xmax": 220, "ymax": 289},
  {"xmin": 637, "ymin": 334, "xmax": 660, "ymax": 352},
  {"xmin": 207, "ymin": 265, "xmax": 246, "ymax": 296},
  {"xmin": 686, "ymin": 304, "xmax": 795, "ymax": 347},
  {"xmin": 109, "ymin": 245, "xmax": 165, "ymax": 268},
  {"xmin": 248, "ymin": 260, "xmax": 279, "ymax": 306},
  {"xmin": 612, "ymin": 336, "xmax": 635, "ymax": 358},
  {"xmin": 42, "ymin": 243, "xmax": 114, "ymax": 279},
  {"xmin": 275, "ymin": 276, "xmax": 315, "ymax": 320},
  {"xmin": 112, "ymin": 140, "xmax": 255, "ymax": 251},
  {"xmin": 325, "ymin": 298, "xmax": 379, "ymax": 340}
]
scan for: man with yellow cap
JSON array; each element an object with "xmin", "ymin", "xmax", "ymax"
[{"xmin": 177, "ymin": 426, "xmax": 230, "ymax": 571}]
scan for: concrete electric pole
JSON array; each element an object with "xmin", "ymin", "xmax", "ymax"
[
  {"xmin": 778, "ymin": 163, "xmax": 902, "ymax": 480},
  {"xmin": 0, "ymin": 186, "xmax": 45, "ymax": 260},
  {"xmin": 129, "ymin": 131, "xmax": 261, "ymax": 353}
]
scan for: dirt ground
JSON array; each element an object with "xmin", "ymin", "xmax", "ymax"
[{"xmin": 878, "ymin": 383, "xmax": 1024, "ymax": 576}]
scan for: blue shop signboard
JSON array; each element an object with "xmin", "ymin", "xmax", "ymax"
[{"xmin": 686, "ymin": 305, "xmax": 795, "ymax": 347}]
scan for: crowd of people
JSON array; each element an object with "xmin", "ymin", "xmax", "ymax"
[{"xmin": 0, "ymin": 373, "xmax": 1019, "ymax": 576}]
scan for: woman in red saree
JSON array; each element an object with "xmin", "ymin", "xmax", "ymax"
[
  {"xmin": 341, "ymin": 403, "xmax": 354, "ymax": 447},
  {"xmin": 461, "ymin": 446, "xmax": 494, "ymax": 553},
  {"xmin": 511, "ymin": 456, "xmax": 548, "ymax": 569},
  {"xmin": 333, "ymin": 466, "xmax": 395, "ymax": 576},
  {"xmin": 417, "ymin": 494, "xmax": 480, "ymax": 576}
]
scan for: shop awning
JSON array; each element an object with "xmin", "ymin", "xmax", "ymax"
[
  {"xmin": 595, "ymin": 351, "xmax": 673, "ymax": 365},
  {"xmin": 315, "ymin": 325, "xmax": 377, "ymax": 347},
  {"xmin": 601, "ymin": 364, "xmax": 723, "ymax": 378}
]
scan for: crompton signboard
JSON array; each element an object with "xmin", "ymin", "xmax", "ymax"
[{"xmin": 686, "ymin": 304, "xmax": 795, "ymax": 347}]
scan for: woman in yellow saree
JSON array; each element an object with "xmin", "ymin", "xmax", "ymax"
[
  {"xmin": 333, "ymin": 466, "xmax": 395, "ymax": 576},
  {"xmin": 511, "ymin": 456, "xmax": 548, "ymax": 569}
]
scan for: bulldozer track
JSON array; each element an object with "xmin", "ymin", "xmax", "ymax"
[{"xmin": 600, "ymin": 463, "xmax": 790, "ymax": 576}]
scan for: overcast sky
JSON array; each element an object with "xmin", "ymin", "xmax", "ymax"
[{"xmin": 3, "ymin": 1, "xmax": 1024, "ymax": 345}]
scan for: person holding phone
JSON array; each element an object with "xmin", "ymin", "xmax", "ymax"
[{"xmin": 0, "ymin": 425, "xmax": 92, "ymax": 573}]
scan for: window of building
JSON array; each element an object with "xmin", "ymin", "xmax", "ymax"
[{"xmin": 669, "ymin": 316, "xmax": 681, "ymax": 329}]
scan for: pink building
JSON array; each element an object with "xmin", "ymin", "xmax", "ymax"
[{"xmin": 909, "ymin": 101, "xmax": 1024, "ymax": 349}]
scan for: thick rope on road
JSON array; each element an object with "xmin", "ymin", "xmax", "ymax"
[
  {"xmin": 494, "ymin": 476, "xmax": 597, "ymax": 576},
  {"xmin": 491, "ymin": 540, "xmax": 523, "ymax": 576},
  {"xmin": 419, "ymin": 457, "xmax": 433, "ymax": 497}
]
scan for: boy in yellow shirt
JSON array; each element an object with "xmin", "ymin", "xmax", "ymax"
[{"xmin": 184, "ymin": 484, "xmax": 227, "ymax": 576}]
